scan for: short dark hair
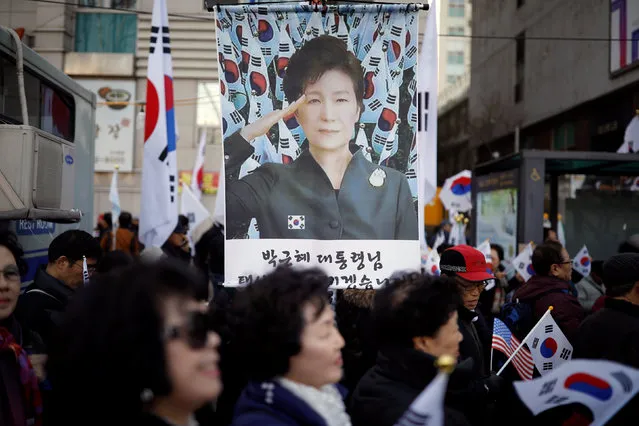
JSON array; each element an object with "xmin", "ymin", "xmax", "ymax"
[
  {"xmin": 373, "ymin": 273, "xmax": 460, "ymax": 348},
  {"xmin": 0, "ymin": 230, "xmax": 27, "ymax": 277},
  {"xmin": 46, "ymin": 259, "xmax": 200, "ymax": 424},
  {"xmin": 490, "ymin": 243, "xmax": 504, "ymax": 264},
  {"xmin": 437, "ymin": 243, "xmax": 454, "ymax": 255},
  {"xmin": 118, "ymin": 212, "xmax": 132, "ymax": 229},
  {"xmin": 283, "ymin": 35, "xmax": 364, "ymax": 113},
  {"xmin": 103, "ymin": 212, "xmax": 112, "ymax": 228},
  {"xmin": 543, "ymin": 228, "xmax": 556, "ymax": 242},
  {"xmin": 532, "ymin": 241, "xmax": 564, "ymax": 276},
  {"xmin": 228, "ymin": 266, "xmax": 330, "ymax": 381},
  {"xmin": 48, "ymin": 230, "xmax": 102, "ymax": 264}
]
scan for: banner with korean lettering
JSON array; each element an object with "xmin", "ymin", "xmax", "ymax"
[
  {"xmin": 78, "ymin": 79, "xmax": 135, "ymax": 172},
  {"xmin": 215, "ymin": 2, "xmax": 424, "ymax": 288}
]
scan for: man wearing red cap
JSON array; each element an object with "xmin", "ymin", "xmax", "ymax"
[{"xmin": 439, "ymin": 245, "xmax": 504, "ymax": 425}]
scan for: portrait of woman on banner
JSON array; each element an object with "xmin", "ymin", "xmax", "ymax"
[{"xmin": 222, "ymin": 19, "xmax": 418, "ymax": 240}]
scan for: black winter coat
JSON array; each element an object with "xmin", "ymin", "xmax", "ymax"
[
  {"xmin": 349, "ymin": 346, "xmax": 471, "ymax": 426},
  {"xmin": 446, "ymin": 306, "xmax": 500, "ymax": 426},
  {"xmin": 574, "ymin": 298, "xmax": 639, "ymax": 426},
  {"xmin": 15, "ymin": 267, "xmax": 74, "ymax": 348}
]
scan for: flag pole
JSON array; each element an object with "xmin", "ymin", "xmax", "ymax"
[
  {"xmin": 111, "ymin": 164, "xmax": 120, "ymax": 251},
  {"xmin": 496, "ymin": 306, "xmax": 554, "ymax": 376}
]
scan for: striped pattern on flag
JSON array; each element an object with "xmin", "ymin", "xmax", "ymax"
[{"xmin": 492, "ymin": 318, "xmax": 534, "ymax": 380}]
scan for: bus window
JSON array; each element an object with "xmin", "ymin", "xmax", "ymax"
[
  {"xmin": 0, "ymin": 54, "xmax": 40, "ymax": 126},
  {"xmin": 0, "ymin": 53, "xmax": 75, "ymax": 142},
  {"xmin": 41, "ymin": 84, "xmax": 74, "ymax": 141}
]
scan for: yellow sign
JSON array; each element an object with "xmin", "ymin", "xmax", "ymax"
[{"xmin": 178, "ymin": 171, "xmax": 219, "ymax": 195}]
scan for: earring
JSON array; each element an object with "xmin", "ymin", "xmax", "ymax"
[{"xmin": 140, "ymin": 388, "xmax": 154, "ymax": 403}]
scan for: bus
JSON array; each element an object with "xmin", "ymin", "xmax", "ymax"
[{"xmin": 0, "ymin": 27, "xmax": 96, "ymax": 284}]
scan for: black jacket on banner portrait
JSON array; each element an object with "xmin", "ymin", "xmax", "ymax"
[{"xmin": 224, "ymin": 132, "xmax": 418, "ymax": 240}]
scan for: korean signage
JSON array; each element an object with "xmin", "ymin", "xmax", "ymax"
[
  {"xmin": 178, "ymin": 170, "xmax": 220, "ymax": 194},
  {"xmin": 78, "ymin": 79, "xmax": 135, "ymax": 171}
]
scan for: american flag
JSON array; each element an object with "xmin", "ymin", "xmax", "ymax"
[{"xmin": 492, "ymin": 318, "xmax": 534, "ymax": 380}]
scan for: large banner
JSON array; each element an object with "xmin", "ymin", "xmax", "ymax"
[
  {"xmin": 610, "ymin": 0, "xmax": 639, "ymax": 76},
  {"xmin": 78, "ymin": 79, "xmax": 135, "ymax": 172},
  {"xmin": 216, "ymin": 2, "xmax": 424, "ymax": 287}
]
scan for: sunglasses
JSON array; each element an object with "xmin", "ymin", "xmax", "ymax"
[{"xmin": 164, "ymin": 311, "xmax": 214, "ymax": 350}]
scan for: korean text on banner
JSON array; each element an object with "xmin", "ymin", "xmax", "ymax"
[
  {"xmin": 216, "ymin": 2, "xmax": 422, "ymax": 288},
  {"xmin": 78, "ymin": 79, "xmax": 135, "ymax": 172}
]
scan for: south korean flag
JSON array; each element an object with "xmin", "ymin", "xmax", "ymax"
[
  {"xmin": 524, "ymin": 311, "xmax": 573, "ymax": 375},
  {"xmin": 288, "ymin": 215, "xmax": 305, "ymax": 230}
]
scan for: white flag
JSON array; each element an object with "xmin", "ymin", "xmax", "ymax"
[
  {"xmin": 514, "ymin": 359, "xmax": 639, "ymax": 426},
  {"xmin": 417, "ymin": 0, "xmax": 438, "ymax": 208},
  {"xmin": 618, "ymin": 115, "xmax": 639, "ymax": 153},
  {"xmin": 513, "ymin": 243, "xmax": 535, "ymax": 282},
  {"xmin": 180, "ymin": 183, "xmax": 211, "ymax": 232},
  {"xmin": 191, "ymin": 129, "xmax": 206, "ymax": 200},
  {"xmin": 82, "ymin": 256, "xmax": 90, "ymax": 285},
  {"xmin": 109, "ymin": 167, "xmax": 121, "ymax": 227},
  {"xmin": 572, "ymin": 245, "xmax": 592, "ymax": 277},
  {"xmin": 394, "ymin": 371, "xmax": 448, "ymax": 426},
  {"xmin": 476, "ymin": 239, "xmax": 492, "ymax": 265},
  {"xmin": 523, "ymin": 311, "xmax": 573, "ymax": 375},
  {"xmin": 140, "ymin": 0, "xmax": 178, "ymax": 247},
  {"xmin": 180, "ymin": 183, "xmax": 212, "ymax": 256},
  {"xmin": 424, "ymin": 249, "xmax": 441, "ymax": 277}
]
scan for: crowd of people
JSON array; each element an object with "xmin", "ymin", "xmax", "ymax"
[{"xmin": 0, "ymin": 214, "xmax": 638, "ymax": 426}]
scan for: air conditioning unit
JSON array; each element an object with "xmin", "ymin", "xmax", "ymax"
[{"xmin": 0, "ymin": 125, "xmax": 81, "ymax": 223}]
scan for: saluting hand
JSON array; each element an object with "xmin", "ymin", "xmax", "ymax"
[{"xmin": 239, "ymin": 95, "xmax": 306, "ymax": 142}]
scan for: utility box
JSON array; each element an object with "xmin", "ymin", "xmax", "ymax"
[{"xmin": 0, "ymin": 125, "xmax": 81, "ymax": 223}]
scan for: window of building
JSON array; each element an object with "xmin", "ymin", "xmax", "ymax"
[
  {"xmin": 448, "ymin": 0, "xmax": 465, "ymax": 17},
  {"xmin": 448, "ymin": 26, "xmax": 465, "ymax": 36},
  {"xmin": 447, "ymin": 51, "xmax": 464, "ymax": 65},
  {"xmin": 514, "ymin": 31, "xmax": 525, "ymax": 103},
  {"xmin": 75, "ymin": 13, "xmax": 137, "ymax": 53},
  {"xmin": 447, "ymin": 75, "xmax": 458, "ymax": 84},
  {"xmin": 75, "ymin": 1, "xmax": 137, "ymax": 54},
  {"xmin": 197, "ymin": 82, "xmax": 222, "ymax": 146},
  {"xmin": 553, "ymin": 123, "xmax": 576, "ymax": 150}
]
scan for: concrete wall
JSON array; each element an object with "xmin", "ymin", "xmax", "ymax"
[{"xmin": 469, "ymin": 0, "xmax": 639, "ymax": 145}]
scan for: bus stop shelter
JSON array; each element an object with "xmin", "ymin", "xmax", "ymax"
[{"xmin": 471, "ymin": 150, "xmax": 639, "ymax": 260}]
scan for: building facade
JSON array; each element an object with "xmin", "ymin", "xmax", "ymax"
[
  {"xmin": 435, "ymin": 0, "xmax": 472, "ymax": 184},
  {"xmin": 1, "ymin": 0, "xmax": 222, "ymax": 221},
  {"xmin": 469, "ymin": 0, "xmax": 639, "ymax": 164}
]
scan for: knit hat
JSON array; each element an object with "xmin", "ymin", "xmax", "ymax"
[{"xmin": 603, "ymin": 253, "xmax": 639, "ymax": 287}]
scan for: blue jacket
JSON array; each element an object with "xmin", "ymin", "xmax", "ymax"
[{"xmin": 232, "ymin": 380, "xmax": 348, "ymax": 426}]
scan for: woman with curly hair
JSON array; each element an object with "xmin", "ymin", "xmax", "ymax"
[
  {"xmin": 228, "ymin": 266, "xmax": 348, "ymax": 426},
  {"xmin": 0, "ymin": 230, "xmax": 46, "ymax": 426},
  {"xmin": 46, "ymin": 259, "xmax": 222, "ymax": 426}
]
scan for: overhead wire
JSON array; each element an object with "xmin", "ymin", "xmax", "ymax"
[{"xmin": 25, "ymin": 0, "xmax": 632, "ymax": 42}]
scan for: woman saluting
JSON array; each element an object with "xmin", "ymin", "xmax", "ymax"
[{"xmin": 224, "ymin": 35, "xmax": 418, "ymax": 241}]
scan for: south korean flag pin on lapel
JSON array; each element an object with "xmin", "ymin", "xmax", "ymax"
[{"xmin": 288, "ymin": 215, "xmax": 305, "ymax": 230}]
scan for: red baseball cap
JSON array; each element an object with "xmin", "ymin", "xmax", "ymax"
[{"xmin": 439, "ymin": 245, "xmax": 495, "ymax": 282}]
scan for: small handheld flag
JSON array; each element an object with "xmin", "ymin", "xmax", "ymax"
[
  {"xmin": 82, "ymin": 256, "xmax": 90, "ymax": 285},
  {"xmin": 394, "ymin": 355, "xmax": 456, "ymax": 426}
]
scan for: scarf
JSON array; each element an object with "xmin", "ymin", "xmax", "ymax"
[
  {"xmin": 278, "ymin": 378, "xmax": 351, "ymax": 426},
  {"xmin": 0, "ymin": 327, "xmax": 43, "ymax": 426}
]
